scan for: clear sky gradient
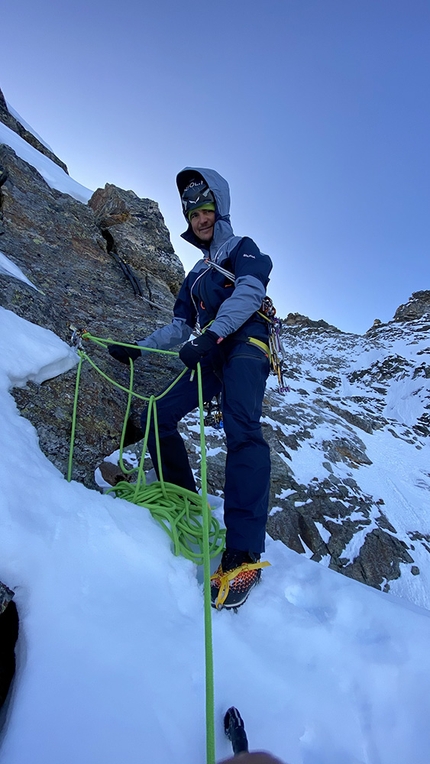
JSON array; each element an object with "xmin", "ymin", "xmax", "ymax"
[{"xmin": 2, "ymin": 0, "xmax": 429, "ymax": 333}]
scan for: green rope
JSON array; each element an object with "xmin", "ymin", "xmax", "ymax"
[
  {"xmin": 67, "ymin": 333, "xmax": 221, "ymax": 764},
  {"xmin": 68, "ymin": 338, "xmax": 225, "ymax": 564},
  {"xmin": 198, "ymin": 362, "xmax": 216, "ymax": 764},
  {"xmin": 67, "ymin": 353, "xmax": 83, "ymax": 483},
  {"xmin": 111, "ymin": 480, "xmax": 224, "ymax": 563}
]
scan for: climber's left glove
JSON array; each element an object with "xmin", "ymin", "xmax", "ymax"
[
  {"xmin": 179, "ymin": 330, "xmax": 219, "ymax": 370},
  {"xmin": 108, "ymin": 343, "xmax": 141, "ymax": 365}
]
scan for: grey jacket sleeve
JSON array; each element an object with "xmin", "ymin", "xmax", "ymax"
[
  {"xmin": 137, "ymin": 316, "xmax": 193, "ymax": 354},
  {"xmin": 209, "ymin": 275, "xmax": 266, "ymax": 338}
]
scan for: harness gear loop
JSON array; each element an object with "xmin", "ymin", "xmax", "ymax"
[
  {"xmin": 211, "ymin": 561, "xmax": 271, "ymax": 610},
  {"xmin": 197, "ymin": 261, "xmax": 288, "ymax": 393},
  {"xmin": 257, "ymin": 304, "xmax": 289, "ymax": 394},
  {"xmin": 247, "ymin": 337, "xmax": 271, "ymax": 359},
  {"xmin": 204, "ymin": 394, "xmax": 223, "ymax": 428}
]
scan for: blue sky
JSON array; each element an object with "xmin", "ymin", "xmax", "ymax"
[{"xmin": 2, "ymin": 0, "xmax": 429, "ymax": 333}]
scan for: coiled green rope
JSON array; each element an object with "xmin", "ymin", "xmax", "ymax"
[{"xmin": 68, "ymin": 334, "xmax": 225, "ymax": 565}]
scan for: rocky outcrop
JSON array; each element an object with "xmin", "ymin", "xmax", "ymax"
[
  {"xmin": 266, "ymin": 470, "xmax": 414, "ymax": 590},
  {"xmin": 262, "ymin": 314, "xmax": 430, "ymax": 599},
  {"xmin": 89, "ymin": 184, "xmax": 184, "ymax": 297},
  {"xmin": 284, "ymin": 312, "xmax": 340, "ymax": 332},
  {"xmin": 0, "ymin": 87, "xmax": 68, "ymax": 172},
  {"xmin": 0, "ymin": 143, "xmax": 184, "ymax": 486},
  {"xmin": 394, "ymin": 291, "xmax": 430, "ymax": 323}
]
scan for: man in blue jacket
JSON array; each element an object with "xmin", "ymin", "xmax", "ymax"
[{"xmin": 110, "ymin": 168, "xmax": 272, "ymax": 609}]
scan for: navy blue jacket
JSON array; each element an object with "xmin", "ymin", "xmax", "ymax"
[{"xmin": 138, "ymin": 168, "xmax": 272, "ymax": 353}]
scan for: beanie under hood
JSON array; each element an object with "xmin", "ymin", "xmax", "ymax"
[{"xmin": 176, "ymin": 167, "xmax": 235, "ymax": 256}]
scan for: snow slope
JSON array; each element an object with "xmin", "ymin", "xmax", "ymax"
[
  {"xmin": 0, "ymin": 251, "xmax": 40, "ymax": 293},
  {"xmin": 0, "ymin": 120, "xmax": 92, "ymax": 203},
  {"xmin": 261, "ymin": 319, "xmax": 430, "ymax": 609},
  {"xmin": 1, "ymin": 309, "xmax": 430, "ymax": 764}
]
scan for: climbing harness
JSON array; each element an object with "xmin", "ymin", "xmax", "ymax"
[{"xmin": 203, "ymin": 260, "xmax": 289, "ymax": 394}]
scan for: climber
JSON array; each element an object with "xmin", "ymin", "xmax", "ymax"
[{"xmin": 109, "ymin": 168, "xmax": 272, "ymax": 610}]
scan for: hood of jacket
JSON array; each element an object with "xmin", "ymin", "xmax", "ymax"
[{"xmin": 176, "ymin": 167, "xmax": 235, "ymax": 258}]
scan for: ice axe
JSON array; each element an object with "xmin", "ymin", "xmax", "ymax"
[{"xmin": 224, "ymin": 706, "xmax": 249, "ymax": 756}]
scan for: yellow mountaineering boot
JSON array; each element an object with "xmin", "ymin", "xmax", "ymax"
[{"xmin": 210, "ymin": 549, "xmax": 270, "ymax": 610}]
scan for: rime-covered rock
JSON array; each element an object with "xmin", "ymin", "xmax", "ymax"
[{"xmin": 0, "ymin": 86, "xmax": 68, "ymax": 172}]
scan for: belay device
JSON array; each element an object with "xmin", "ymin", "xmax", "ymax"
[{"xmin": 259, "ymin": 296, "xmax": 289, "ymax": 394}]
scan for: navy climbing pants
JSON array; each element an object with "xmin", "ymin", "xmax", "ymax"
[{"xmin": 141, "ymin": 342, "xmax": 271, "ymax": 554}]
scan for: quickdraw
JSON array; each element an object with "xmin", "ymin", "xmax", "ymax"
[
  {"xmin": 258, "ymin": 298, "xmax": 289, "ymax": 394},
  {"xmin": 69, "ymin": 324, "xmax": 89, "ymax": 351}
]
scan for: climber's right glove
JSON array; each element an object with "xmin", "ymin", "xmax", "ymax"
[{"xmin": 179, "ymin": 330, "xmax": 219, "ymax": 370}]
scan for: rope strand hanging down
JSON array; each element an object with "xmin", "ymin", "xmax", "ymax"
[{"xmin": 67, "ymin": 331, "xmax": 219, "ymax": 764}]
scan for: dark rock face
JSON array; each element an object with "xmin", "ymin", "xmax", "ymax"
[
  {"xmin": 341, "ymin": 529, "xmax": 414, "ymax": 590},
  {"xmin": 0, "ymin": 143, "xmax": 184, "ymax": 486},
  {"xmin": 0, "ymin": 86, "xmax": 68, "ymax": 172},
  {"xmin": 284, "ymin": 311, "xmax": 340, "ymax": 332},
  {"xmin": 89, "ymin": 184, "xmax": 184, "ymax": 298}
]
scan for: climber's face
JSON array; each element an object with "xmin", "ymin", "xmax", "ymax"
[{"xmin": 189, "ymin": 208, "xmax": 215, "ymax": 243}]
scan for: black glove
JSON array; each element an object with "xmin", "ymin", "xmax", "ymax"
[
  {"xmin": 108, "ymin": 343, "xmax": 141, "ymax": 365},
  {"xmin": 179, "ymin": 330, "xmax": 219, "ymax": 370}
]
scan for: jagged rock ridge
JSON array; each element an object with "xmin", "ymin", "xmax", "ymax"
[{"xmin": 0, "ymin": 86, "xmax": 68, "ymax": 172}]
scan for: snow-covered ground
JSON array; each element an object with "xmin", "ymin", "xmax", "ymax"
[
  {"xmin": 2, "ymin": 106, "xmax": 430, "ymax": 764},
  {"xmin": 265, "ymin": 321, "xmax": 430, "ymax": 610},
  {"xmin": 1, "ymin": 308, "xmax": 430, "ymax": 764}
]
